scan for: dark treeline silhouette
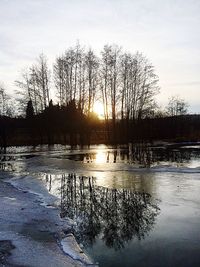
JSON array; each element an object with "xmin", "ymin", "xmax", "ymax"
[
  {"xmin": 1, "ymin": 105, "xmax": 200, "ymax": 147},
  {"xmin": 0, "ymin": 99, "xmax": 100, "ymax": 147},
  {"xmin": 44, "ymin": 174, "xmax": 160, "ymax": 250},
  {"xmin": 0, "ymin": 43, "xmax": 197, "ymax": 147},
  {"xmin": 128, "ymin": 114, "xmax": 200, "ymax": 143},
  {"xmin": 0, "ymin": 43, "xmax": 159, "ymax": 146}
]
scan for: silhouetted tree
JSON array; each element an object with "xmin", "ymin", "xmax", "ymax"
[
  {"xmin": 0, "ymin": 84, "xmax": 14, "ymax": 117},
  {"xmin": 26, "ymin": 100, "xmax": 34, "ymax": 118},
  {"xmin": 85, "ymin": 48, "xmax": 99, "ymax": 114},
  {"xmin": 166, "ymin": 95, "xmax": 189, "ymax": 116},
  {"xmin": 120, "ymin": 52, "xmax": 159, "ymax": 121},
  {"xmin": 35, "ymin": 54, "xmax": 50, "ymax": 109},
  {"xmin": 54, "ymin": 43, "xmax": 84, "ymax": 108},
  {"xmin": 15, "ymin": 54, "xmax": 50, "ymax": 114},
  {"xmin": 54, "ymin": 45, "xmax": 99, "ymax": 116}
]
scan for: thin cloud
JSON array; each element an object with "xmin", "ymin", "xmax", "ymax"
[{"xmin": 0, "ymin": 0, "xmax": 199, "ymax": 112}]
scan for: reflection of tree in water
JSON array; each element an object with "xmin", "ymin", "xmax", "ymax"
[
  {"xmin": 124, "ymin": 144, "xmax": 200, "ymax": 167},
  {"xmin": 59, "ymin": 174, "xmax": 160, "ymax": 250},
  {"xmin": 80, "ymin": 144, "xmax": 200, "ymax": 167}
]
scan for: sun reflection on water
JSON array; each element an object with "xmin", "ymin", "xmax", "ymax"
[{"xmin": 95, "ymin": 150, "xmax": 106, "ymax": 163}]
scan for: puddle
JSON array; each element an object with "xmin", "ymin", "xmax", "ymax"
[{"xmin": 20, "ymin": 224, "xmax": 55, "ymax": 243}]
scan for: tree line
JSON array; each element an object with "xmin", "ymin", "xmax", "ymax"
[
  {"xmin": 1, "ymin": 43, "xmax": 189, "ymax": 119},
  {"xmin": 15, "ymin": 44, "xmax": 160, "ymax": 121},
  {"xmin": 0, "ymin": 43, "xmax": 192, "ymax": 146}
]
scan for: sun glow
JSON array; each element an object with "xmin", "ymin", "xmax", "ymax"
[
  {"xmin": 95, "ymin": 151, "xmax": 106, "ymax": 163},
  {"xmin": 93, "ymin": 101, "xmax": 105, "ymax": 119}
]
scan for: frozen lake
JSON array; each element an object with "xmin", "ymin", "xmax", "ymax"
[{"xmin": 1, "ymin": 144, "xmax": 200, "ymax": 267}]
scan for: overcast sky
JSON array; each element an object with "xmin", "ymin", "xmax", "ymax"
[{"xmin": 0, "ymin": 0, "xmax": 200, "ymax": 112}]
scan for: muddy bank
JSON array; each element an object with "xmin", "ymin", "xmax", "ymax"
[{"xmin": 0, "ymin": 174, "xmax": 95, "ymax": 267}]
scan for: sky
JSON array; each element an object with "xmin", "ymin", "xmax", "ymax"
[{"xmin": 0, "ymin": 0, "xmax": 200, "ymax": 112}]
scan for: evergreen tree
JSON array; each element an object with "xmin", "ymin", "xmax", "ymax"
[{"xmin": 26, "ymin": 100, "xmax": 34, "ymax": 118}]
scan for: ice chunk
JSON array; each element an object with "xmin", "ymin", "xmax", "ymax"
[{"xmin": 61, "ymin": 233, "xmax": 98, "ymax": 266}]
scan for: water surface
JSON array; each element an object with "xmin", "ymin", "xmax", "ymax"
[{"xmin": 1, "ymin": 144, "xmax": 200, "ymax": 267}]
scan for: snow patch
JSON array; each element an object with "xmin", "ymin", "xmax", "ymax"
[{"xmin": 61, "ymin": 234, "xmax": 98, "ymax": 266}]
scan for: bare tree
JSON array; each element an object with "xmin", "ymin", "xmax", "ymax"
[
  {"xmin": 120, "ymin": 52, "xmax": 159, "ymax": 121},
  {"xmin": 54, "ymin": 56, "xmax": 66, "ymax": 106},
  {"xmin": 120, "ymin": 52, "xmax": 135, "ymax": 121},
  {"xmin": 54, "ymin": 44, "xmax": 99, "ymax": 115},
  {"xmin": 166, "ymin": 95, "xmax": 189, "ymax": 116},
  {"xmin": 15, "ymin": 54, "xmax": 51, "ymax": 114},
  {"xmin": 100, "ymin": 45, "xmax": 110, "ymax": 123},
  {"xmin": 100, "ymin": 45, "xmax": 121, "ymax": 127},
  {"xmin": 0, "ymin": 84, "xmax": 14, "ymax": 116},
  {"xmin": 15, "ymin": 44, "xmax": 160, "ymax": 127},
  {"xmin": 54, "ymin": 44, "xmax": 84, "ymax": 108},
  {"xmin": 35, "ymin": 54, "xmax": 50, "ymax": 109},
  {"xmin": 85, "ymin": 48, "xmax": 99, "ymax": 114}
]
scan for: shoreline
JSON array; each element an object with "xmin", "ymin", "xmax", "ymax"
[{"xmin": 0, "ymin": 172, "xmax": 96, "ymax": 267}]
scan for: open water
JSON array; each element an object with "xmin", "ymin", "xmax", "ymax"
[{"xmin": 1, "ymin": 143, "xmax": 200, "ymax": 267}]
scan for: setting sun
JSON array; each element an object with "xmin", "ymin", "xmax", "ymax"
[{"xmin": 93, "ymin": 101, "xmax": 105, "ymax": 119}]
